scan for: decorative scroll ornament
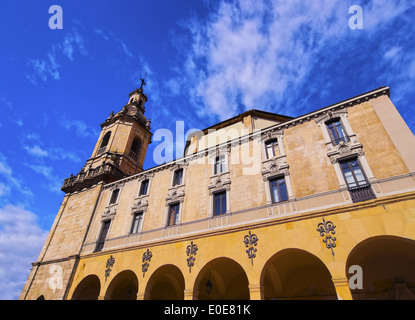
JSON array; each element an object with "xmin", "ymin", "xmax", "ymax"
[
  {"xmin": 142, "ymin": 249, "xmax": 153, "ymax": 277},
  {"xmin": 316, "ymin": 217, "xmax": 337, "ymax": 258},
  {"xmin": 243, "ymin": 231, "xmax": 259, "ymax": 265},
  {"xmin": 105, "ymin": 255, "xmax": 115, "ymax": 281},
  {"xmin": 186, "ymin": 241, "xmax": 198, "ymax": 273}
]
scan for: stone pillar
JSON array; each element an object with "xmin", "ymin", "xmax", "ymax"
[
  {"xmin": 137, "ymin": 291, "xmax": 150, "ymax": 300},
  {"xmin": 184, "ymin": 289, "xmax": 194, "ymax": 300},
  {"xmin": 248, "ymin": 284, "xmax": 263, "ymax": 300},
  {"xmin": 332, "ymin": 277, "xmax": 353, "ymax": 300}
]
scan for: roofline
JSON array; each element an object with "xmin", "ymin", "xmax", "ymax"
[{"xmin": 98, "ymin": 86, "xmax": 390, "ymax": 190}]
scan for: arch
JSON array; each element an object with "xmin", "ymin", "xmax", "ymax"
[
  {"xmin": 36, "ymin": 295, "xmax": 45, "ymax": 300},
  {"xmin": 346, "ymin": 236, "xmax": 415, "ymax": 300},
  {"xmin": 260, "ymin": 248, "xmax": 337, "ymax": 300},
  {"xmin": 71, "ymin": 274, "xmax": 100, "ymax": 300},
  {"xmin": 100, "ymin": 131, "xmax": 111, "ymax": 149},
  {"xmin": 105, "ymin": 270, "xmax": 138, "ymax": 300},
  {"xmin": 194, "ymin": 257, "xmax": 249, "ymax": 300},
  {"xmin": 129, "ymin": 138, "xmax": 141, "ymax": 161},
  {"xmin": 144, "ymin": 264, "xmax": 185, "ymax": 300}
]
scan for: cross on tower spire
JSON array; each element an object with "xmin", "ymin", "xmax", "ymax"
[{"xmin": 139, "ymin": 73, "xmax": 147, "ymax": 90}]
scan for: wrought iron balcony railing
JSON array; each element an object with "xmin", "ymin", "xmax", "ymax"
[{"xmin": 349, "ymin": 184, "xmax": 376, "ymax": 203}]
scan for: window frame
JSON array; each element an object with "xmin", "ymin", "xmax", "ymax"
[
  {"xmin": 213, "ymin": 190, "xmax": 227, "ymax": 216},
  {"xmin": 108, "ymin": 188, "xmax": 120, "ymax": 205},
  {"xmin": 265, "ymin": 138, "xmax": 280, "ymax": 159},
  {"xmin": 325, "ymin": 118, "xmax": 349, "ymax": 145},
  {"xmin": 269, "ymin": 176, "xmax": 289, "ymax": 204},
  {"xmin": 214, "ymin": 155, "xmax": 226, "ymax": 175},
  {"xmin": 167, "ymin": 202, "xmax": 181, "ymax": 227},
  {"xmin": 95, "ymin": 219, "xmax": 111, "ymax": 252},
  {"xmin": 130, "ymin": 212, "xmax": 143, "ymax": 234},
  {"xmin": 338, "ymin": 158, "xmax": 369, "ymax": 189},
  {"xmin": 172, "ymin": 168, "xmax": 183, "ymax": 187},
  {"xmin": 139, "ymin": 179, "xmax": 149, "ymax": 196}
]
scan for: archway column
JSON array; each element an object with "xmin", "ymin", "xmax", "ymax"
[
  {"xmin": 331, "ymin": 277, "xmax": 353, "ymax": 300},
  {"xmin": 184, "ymin": 289, "xmax": 194, "ymax": 300},
  {"xmin": 137, "ymin": 291, "xmax": 150, "ymax": 300},
  {"xmin": 248, "ymin": 284, "xmax": 263, "ymax": 300}
]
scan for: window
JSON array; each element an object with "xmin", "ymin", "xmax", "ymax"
[
  {"xmin": 339, "ymin": 159, "xmax": 367, "ymax": 188},
  {"xmin": 167, "ymin": 203, "xmax": 180, "ymax": 226},
  {"xmin": 98, "ymin": 131, "xmax": 111, "ymax": 155},
  {"xmin": 213, "ymin": 191, "xmax": 227, "ymax": 216},
  {"xmin": 173, "ymin": 169, "xmax": 183, "ymax": 186},
  {"xmin": 130, "ymin": 212, "xmax": 143, "ymax": 234},
  {"xmin": 326, "ymin": 119, "xmax": 349, "ymax": 145},
  {"xmin": 339, "ymin": 158, "xmax": 375, "ymax": 203},
  {"xmin": 265, "ymin": 139, "xmax": 280, "ymax": 159},
  {"xmin": 269, "ymin": 176, "xmax": 288, "ymax": 203},
  {"xmin": 109, "ymin": 189, "xmax": 120, "ymax": 205},
  {"xmin": 139, "ymin": 179, "xmax": 149, "ymax": 196},
  {"xmin": 214, "ymin": 155, "xmax": 226, "ymax": 174},
  {"xmin": 95, "ymin": 220, "xmax": 111, "ymax": 252},
  {"xmin": 130, "ymin": 138, "xmax": 141, "ymax": 161}
]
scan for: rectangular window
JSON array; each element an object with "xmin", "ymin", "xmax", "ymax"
[
  {"xmin": 339, "ymin": 158, "xmax": 375, "ymax": 203},
  {"xmin": 130, "ymin": 212, "xmax": 143, "ymax": 234},
  {"xmin": 269, "ymin": 177, "xmax": 288, "ymax": 203},
  {"xmin": 139, "ymin": 180, "xmax": 149, "ymax": 196},
  {"xmin": 95, "ymin": 220, "xmax": 111, "ymax": 252},
  {"xmin": 214, "ymin": 191, "xmax": 227, "ymax": 216},
  {"xmin": 326, "ymin": 120, "xmax": 349, "ymax": 145},
  {"xmin": 109, "ymin": 189, "xmax": 120, "ymax": 205},
  {"xmin": 265, "ymin": 139, "xmax": 280, "ymax": 159},
  {"xmin": 340, "ymin": 159, "xmax": 367, "ymax": 188},
  {"xmin": 214, "ymin": 155, "xmax": 226, "ymax": 174},
  {"xmin": 168, "ymin": 203, "xmax": 180, "ymax": 226},
  {"xmin": 173, "ymin": 169, "xmax": 183, "ymax": 186}
]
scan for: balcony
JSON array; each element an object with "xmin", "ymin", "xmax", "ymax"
[
  {"xmin": 61, "ymin": 162, "xmax": 126, "ymax": 193},
  {"xmin": 129, "ymin": 150, "xmax": 138, "ymax": 161},
  {"xmin": 349, "ymin": 184, "xmax": 376, "ymax": 203}
]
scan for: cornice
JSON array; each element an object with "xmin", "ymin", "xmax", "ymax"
[{"xmin": 101, "ymin": 87, "xmax": 390, "ymax": 189}]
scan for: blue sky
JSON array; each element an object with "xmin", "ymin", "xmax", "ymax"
[{"xmin": 0, "ymin": 0, "xmax": 414, "ymax": 299}]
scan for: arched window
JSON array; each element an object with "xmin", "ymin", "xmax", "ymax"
[
  {"xmin": 130, "ymin": 138, "xmax": 141, "ymax": 161},
  {"xmin": 98, "ymin": 132, "xmax": 111, "ymax": 155}
]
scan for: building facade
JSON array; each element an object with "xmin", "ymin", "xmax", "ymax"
[{"xmin": 20, "ymin": 86, "xmax": 415, "ymax": 300}]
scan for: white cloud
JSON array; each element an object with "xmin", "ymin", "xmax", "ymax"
[
  {"xmin": 26, "ymin": 27, "xmax": 88, "ymax": 85},
  {"xmin": 59, "ymin": 118, "xmax": 99, "ymax": 139},
  {"xmin": 0, "ymin": 153, "xmax": 33, "ymax": 199},
  {"xmin": 0, "ymin": 204, "xmax": 48, "ymax": 300},
  {"xmin": 27, "ymin": 164, "xmax": 62, "ymax": 194},
  {"xmin": 173, "ymin": 0, "xmax": 414, "ymax": 121}
]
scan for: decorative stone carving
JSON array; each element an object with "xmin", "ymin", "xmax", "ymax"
[
  {"xmin": 102, "ymin": 205, "xmax": 117, "ymax": 219},
  {"xmin": 166, "ymin": 186, "xmax": 185, "ymax": 205},
  {"xmin": 261, "ymin": 157, "xmax": 289, "ymax": 181},
  {"xmin": 208, "ymin": 173, "xmax": 231, "ymax": 195}
]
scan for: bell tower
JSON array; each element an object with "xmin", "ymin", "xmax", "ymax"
[{"xmin": 61, "ymin": 79, "xmax": 152, "ymax": 193}]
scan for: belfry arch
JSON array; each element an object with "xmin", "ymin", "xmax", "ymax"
[
  {"xmin": 194, "ymin": 257, "xmax": 250, "ymax": 300},
  {"xmin": 260, "ymin": 249, "xmax": 337, "ymax": 300},
  {"xmin": 346, "ymin": 236, "xmax": 415, "ymax": 300}
]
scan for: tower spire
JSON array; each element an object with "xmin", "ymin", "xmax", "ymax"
[{"xmin": 61, "ymin": 83, "xmax": 152, "ymax": 193}]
